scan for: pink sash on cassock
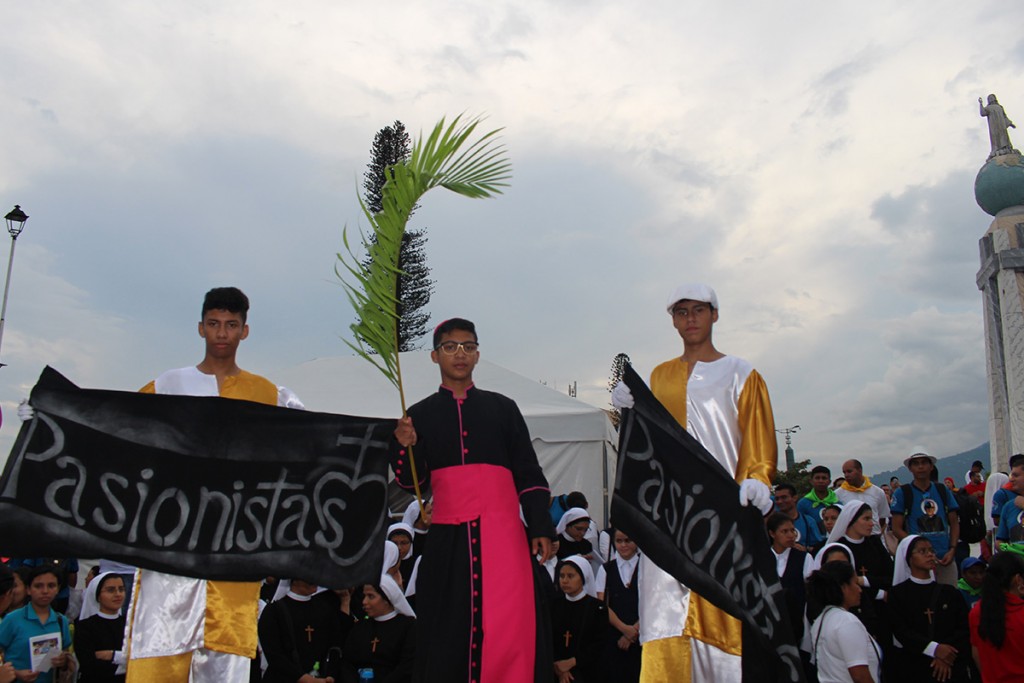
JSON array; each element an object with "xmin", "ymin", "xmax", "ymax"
[{"xmin": 432, "ymin": 463, "xmax": 535, "ymax": 683}]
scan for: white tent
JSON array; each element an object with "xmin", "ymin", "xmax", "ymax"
[{"xmin": 273, "ymin": 353, "xmax": 618, "ymax": 526}]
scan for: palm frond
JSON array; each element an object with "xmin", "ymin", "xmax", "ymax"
[{"xmin": 338, "ymin": 115, "xmax": 512, "ymax": 392}]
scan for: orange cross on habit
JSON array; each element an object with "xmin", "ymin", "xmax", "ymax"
[
  {"xmin": 371, "ymin": 637, "xmax": 381, "ymax": 653},
  {"xmin": 305, "ymin": 626, "xmax": 314, "ymax": 643},
  {"xmin": 563, "ymin": 630, "xmax": 572, "ymax": 648}
]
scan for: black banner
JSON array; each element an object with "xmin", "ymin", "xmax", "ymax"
[
  {"xmin": 0, "ymin": 367, "xmax": 391, "ymax": 587},
  {"xmin": 611, "ymin": 365, "xmax": 804, "ymax": 683}
]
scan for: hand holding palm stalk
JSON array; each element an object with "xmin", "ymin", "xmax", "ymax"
[{"xmin": 337, "ymin": 115, "xmax": 512, "ymax": 516}]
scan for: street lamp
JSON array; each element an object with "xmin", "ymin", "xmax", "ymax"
[
  {"xmin": 776, "ymin": 424, "xmax": 801, "ymax": 471},
  {"xmin": 0, "ymin": 205, "xmax": 30, "ymax": 367}
]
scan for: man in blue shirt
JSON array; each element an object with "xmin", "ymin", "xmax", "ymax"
[
  {"xmin": 995, "ymin": 459, "xmax": 1024, "ymax": 546},
  {"xmin": 992, "ymin": 453, "xmax": 1023, "ymax": 529},
  {"xmin": 891, "ymin": 447, "xmax": 961, "ymax": 586},
  {"xmin": 773, "ymin": 483, "xmax": 824, "ymax": 552},
  {"xmin": 0, "ymin": 565, "xmax": 73, "ymax": 682}
]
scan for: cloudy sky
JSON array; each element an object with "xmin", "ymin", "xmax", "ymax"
[{"xmin": 0, "ymin": 1, "xmax": 1021, "ymax": 476}]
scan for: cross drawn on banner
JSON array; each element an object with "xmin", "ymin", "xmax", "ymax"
[{"xmin": 336, "ymin": 115, "xmax": 512, "ymax": 520}]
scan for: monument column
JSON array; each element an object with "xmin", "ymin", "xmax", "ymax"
[{"xmin": 975, "ymin": 93, "xmax": 1024, "ymax": 473}]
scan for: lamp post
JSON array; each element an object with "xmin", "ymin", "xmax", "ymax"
[
  {"xmin": 0, "ymin": 205, "xmax": 29, "ymax": 367},
  {"xmin": 776, "ymin": 424, "xmax": 800, "ymax": 471}
]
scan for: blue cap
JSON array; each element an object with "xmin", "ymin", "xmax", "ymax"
[{"xmin": 961, "ymin": 556, "xmax": 986, "ymax": 573}]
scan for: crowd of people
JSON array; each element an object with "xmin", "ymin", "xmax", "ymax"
[
  {"xmin": 534, "ymin": 449, "xmax": 1024, "ymax": 683},
  {"xmin": 0, "ymin": 447, "xmax": 1015, "ymax": 683},
  {"xmin": 765, "ymin": 451, "xmax": 1024, "ymax": 683},
  {"xmin": 3, "ymin": 455, "xmax": 1023, "ymax": 683}
]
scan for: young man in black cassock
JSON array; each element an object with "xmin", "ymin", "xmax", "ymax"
[{"xmin": 393, "ymin": 318, "xmax": 556, "ymax": 683}]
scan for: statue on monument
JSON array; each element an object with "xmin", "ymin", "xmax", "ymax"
[{"xmin": 979, "ymin": 94, "xmax": 1018, "ymax": 158}]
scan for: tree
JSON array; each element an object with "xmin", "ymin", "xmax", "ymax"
[
  {"xmin": 360, "ymin": 120, "xmax": 435, "ymax": 351},
  {"xmin": 363, "ymin": 121, "xmax": 412, "ymax": 215},
  {"xmin": 773, "ymin": 459, "xmax": 813, "ymax": 495}
]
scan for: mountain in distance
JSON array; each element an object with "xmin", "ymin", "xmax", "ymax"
[{"xmin": 870, "ymin": 443, "xmax": 992, "ymax": 486}]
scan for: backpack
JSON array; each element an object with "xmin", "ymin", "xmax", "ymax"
[
  {"xmin": 954, "ymin": 490, "xmax": 987, "ymax": 544},
  {"xmin": 900, "ymin": 484, "xmax": 985, "ymax": 544}
]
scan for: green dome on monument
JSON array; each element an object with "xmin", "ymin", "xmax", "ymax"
[{"xmin": 975, "ymin": 152, "xmax": 1024, "ymax": 216}]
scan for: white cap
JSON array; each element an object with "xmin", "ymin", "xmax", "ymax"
[
  {"xmin": 666, "ymin": 284, "xmax": 718, "ymax": 313},
  {"xmin": 903, "ymin": 446, "xmax": 937, "ymax": 469}
]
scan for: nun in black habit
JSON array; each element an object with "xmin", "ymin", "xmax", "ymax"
[
  {"xmin": 889, "ymin": 535, "xmax": 973, "ymax": 682},
  {"xmin": 74, "ymin": 572, "xmax": 128, "ymax": 683},
  {"xmin": 550, "ymin": 556, "xmax": 607, "ymax": 683},
  {"xmin": 340, "ymin": 574, "xmax": 415, "ymax": 683}
]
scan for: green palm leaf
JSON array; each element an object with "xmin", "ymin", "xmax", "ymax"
[{"xmin": 337, "ymin": 115, "xmax": 512, "ymax": 401}]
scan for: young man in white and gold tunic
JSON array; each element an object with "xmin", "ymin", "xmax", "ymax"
[
  {"xmin": 613, "ymin": 283, "xmax": 777, "ymax": 683},
  {"xmin": 124, "ymin": 287, "xmax": 303, "ymax": 683}
]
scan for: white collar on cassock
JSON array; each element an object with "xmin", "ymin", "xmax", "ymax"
[
  {"xmin": 374, "ymin": 610, "xmax": 399, "ymax": 622},
  {"xmin": 287, "ymin": 591, "xmax": 313, "ymax": 602}
]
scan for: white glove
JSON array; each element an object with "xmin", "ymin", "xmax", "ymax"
[
  {"xmin": 277, "ymin": 386, "xmax": 305, "ymax": 410},
  {"xmin": 611, "ymin": 381, "xmax": 634, "ymax": 410},
  {"xmin": 17, "ymin": 399, "xmax": 34, "ymax": 422},
  {"xmin": 738, "ymin": 479, "xmax": 772, "ymax": 515}
]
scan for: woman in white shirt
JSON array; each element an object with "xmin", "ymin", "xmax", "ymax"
[{"xmin": 807, "ymin": 560, "xmax": 881, "ymax": 683}]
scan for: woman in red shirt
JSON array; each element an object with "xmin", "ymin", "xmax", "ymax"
[{"xmin": 969, "ymin": 550, "xmax": 1024, "ymax": 681}]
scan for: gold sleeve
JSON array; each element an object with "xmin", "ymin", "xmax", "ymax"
[{"xmin": 734, "ymin": 369, "xmax": 776, "ymax": 485}]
